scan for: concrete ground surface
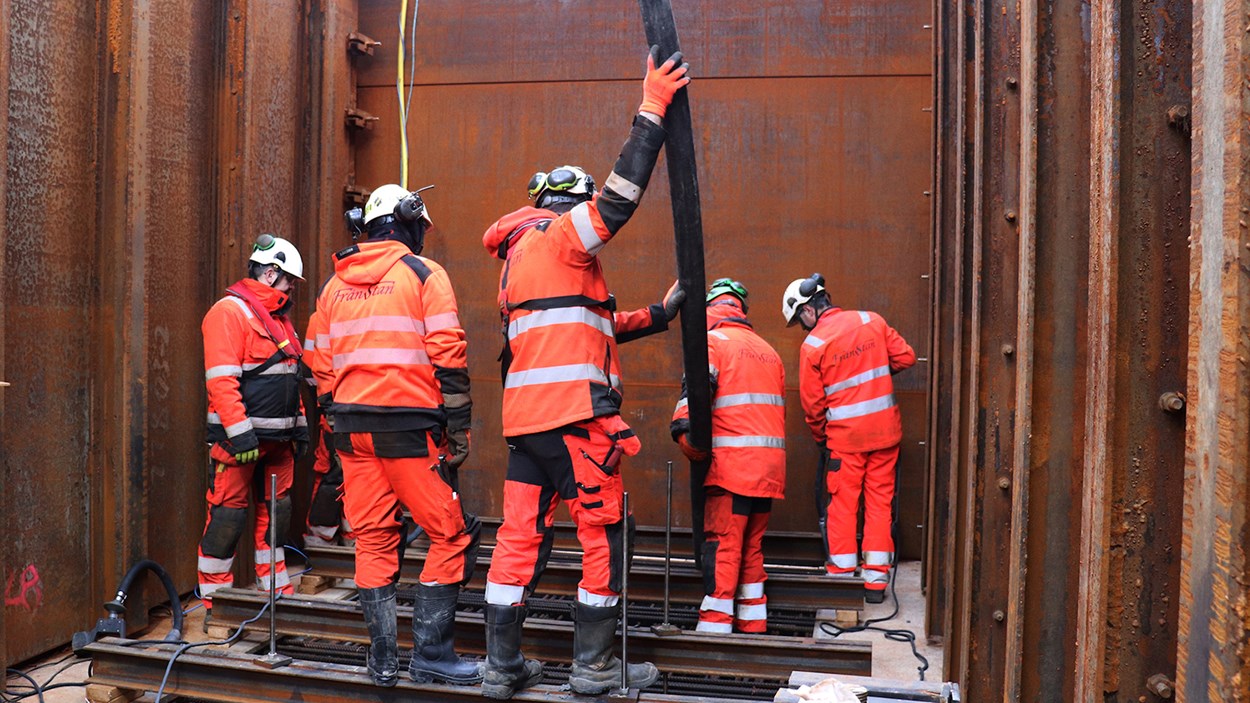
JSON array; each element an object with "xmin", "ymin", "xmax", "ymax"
[
  {"xmin": 814, "ymin": 560, "xmax": 944, "ymax": 683},
  {"xmin": 6, "ymin": 560, "xmax": 942, "ymax": 702}
]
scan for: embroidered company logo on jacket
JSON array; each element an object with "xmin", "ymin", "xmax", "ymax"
[{"xmin": 332, "ymin": 280, "xmax": 396, "ymax": 303}]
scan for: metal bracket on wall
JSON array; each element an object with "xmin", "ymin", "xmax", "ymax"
[
  {"xmin": 344, "ymin": 184, "xmax": 370, "ymax": 207},
  {"xmin": 347, "ymin": 32, "xmax": 380, "ymax": 57},
  {"xmin": 345, "ymin": 108, "xmax": 378, "ymax": 131}
]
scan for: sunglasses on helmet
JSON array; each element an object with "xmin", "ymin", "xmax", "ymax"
[{"xmin": 527, "ymin": 168, "xmax": 589, "ymax": 199}]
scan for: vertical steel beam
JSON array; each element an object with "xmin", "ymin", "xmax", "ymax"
[
  {"xmin": 0, "ymin": 0, "xmax": 9, "ymax": 670},
  {"xmin": 1178, "ymin": 0, "xmax": 1250, "ymax": 697},
  {"xmin": 925, "ymin": 0, "xmax": 964, "ymax": 643},
  {"xmin": 93, "ymin": 0, "xmax": 153, "ymax": 629}
]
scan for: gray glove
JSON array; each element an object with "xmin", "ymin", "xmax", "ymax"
[{"xmin": 662, "ymin": 281, "xmax": 686, "ymax": 321}]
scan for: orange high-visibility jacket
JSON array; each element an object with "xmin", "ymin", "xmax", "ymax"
[
  {"xmin": 671, "ymin": 301, "xmax": 786, "ymax": 499},
  {"xmin": 799, "ymin": 308, "xmax": 916, "ymax": 453},
  {"xmin": 315, "ymin": 239, "xmax": 469, "ymax": 434},
  {"xmin": 302, "ymin": 289, "xmax": 334, "ymax": 402},
  {"xmin": 482, "ymin": 115, "xmax": 669, "ymax": 437},
  {"xmin": 202, "ymin": 278, "xmax": 307, "ymax": 444}
]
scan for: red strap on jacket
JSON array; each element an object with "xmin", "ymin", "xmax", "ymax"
[{"xmin": 225, "ymin": 282, "xmax": 304, "ymax": 359}]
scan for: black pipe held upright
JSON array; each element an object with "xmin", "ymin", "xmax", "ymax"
[{"xmin": 637, "ymin": 0, "xmax": 712, "ymax": 566}]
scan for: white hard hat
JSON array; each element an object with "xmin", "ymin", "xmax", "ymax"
[
  {"xmin": 249, "ymin": 234, "xmax": 304, "ymax": 280},
  {"xmin": 782, "ymin": 274, "xmax": 825, "ymax": 327},
  {"xmin": 364, "ymin": 183, "xmax": 434, "ymax": 228}
]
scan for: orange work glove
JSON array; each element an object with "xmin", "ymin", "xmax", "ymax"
[
  {"xmin": 677, "ymin": 433, "xmax": 710, "ymax": 462},
  {"xmin": 639, "ymin": 45, "xmax": 691, "ymax": 119}
]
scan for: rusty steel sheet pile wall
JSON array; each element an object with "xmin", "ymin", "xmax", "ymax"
[
  {"xmin": 350, "ymin": 0, "xmax": 935, "ymax": 548},
  {"xmin": 1177, "ymin": 0, "xmax": 1250, "ymax": 697},
  {"xmin": 930, "ymin": 0, "xmax": 1199, "ymax": 698},
  {"xmin": 1, "ymin": 0, "xmax": 358, "ymax": 666}
]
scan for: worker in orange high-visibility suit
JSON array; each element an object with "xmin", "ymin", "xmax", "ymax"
[
  {"xmin": 301, "ymin": 305, "xmax": 355, "ymax": 549},
  {"xmin": 782, "ymin": 273, "xmax": 916, "ymax": 603},
  {"xmin": 477, "ymin": 47, "xmax": 691, "ymax": 700},
  {"xmin": 317, "ymin": 185, "xmax": 480, "ymax": 688},
  {"xmin": 199, "ymin": 234, "xmax": 309, "ymax": 627},
  {"xmin": 671, "ymin": 279, "xmax": 786, "ymax": 634}
]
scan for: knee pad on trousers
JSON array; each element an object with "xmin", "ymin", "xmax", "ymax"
[
  {"xmin": 700, "ymin": 540, "xmax": 720, "ymax": 595},
  {"xmin": 605, "ymin": 515, "xmax": 636, "ymax": 594},
  {"xmin": 273, "ymin": 496, "xmax": 293, "ymax": 548},
  {"xmin": 308, "ymin": 479, "xmax": 343, "ymax": 527},
  {"xmin": 201, "ymin": 505, "xmax": 247, "ymax": 558}
]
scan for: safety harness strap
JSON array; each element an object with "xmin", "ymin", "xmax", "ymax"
[{"xmin": 225, "ymin": 283, "xmax": 304, "ymax": 360}]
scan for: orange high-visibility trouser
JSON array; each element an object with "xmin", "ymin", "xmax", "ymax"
[
  {"xmin": 485, "ymin": 421, "xmax": 632, "ymax": 608},
  {"xmin": 337, "ymin": 429, "xmax": 478, "ymax": 589},
  {"xmin": 698, "ymin": 488, "xmax": 771, "ymax": 633},
  {"xmin": 825, "ymin": 444, "xmax": 899, "ymax": 591},
  {"xmin": 304, "ymin": 429, "xmax": 355, "ymax": 547},
  {"xmin": 197, "ymin": 440, "xmax": 295, "ymax": 608}
]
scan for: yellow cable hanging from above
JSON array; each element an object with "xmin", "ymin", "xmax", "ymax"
[{"xmin": 396, "ymin": 0, "xmax": 409, "ymax": 190}]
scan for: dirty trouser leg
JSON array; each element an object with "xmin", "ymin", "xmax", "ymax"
[
  {"xmin": 251, "ymin": 441, "xmax": 295, "ymax": 596},
  {"xmin": 734, "ymin": 499, "xmax": 771, "ymax": 633},
  {"xmin": 696, "ymin": 488, "xmax": 744, "ymax": 633},
  {"xmin": 825, "ymin": 451, "xmax": 865, "ymax": 577},
  {"xmin": 197, "ymin": 452, "xmax": 253, "ymax": 610},
  {"xmin": 860, "ymin": 445, "xmax": 900, "ymax": 592}
]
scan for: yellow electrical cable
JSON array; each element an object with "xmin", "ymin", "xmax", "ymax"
[{"xmin": 397, "ymin": 0, "xmax": 409, "ymax": 189}]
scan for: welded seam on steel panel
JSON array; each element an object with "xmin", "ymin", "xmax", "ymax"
[
  {"xmin": 1003, "ymin": 0, "xmax": 1038, "ymax": 693},
  {"xmin": 1075, "ymin": 0, "xmax": 1120, "ymax": 695}
]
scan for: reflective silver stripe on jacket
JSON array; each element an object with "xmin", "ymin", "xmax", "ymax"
[
  {"xmin": 508, "ymin": 307, "xmax": 613, "ymax": 341},
  {"xmin": 803, "ymin": 334, "xmax": 825, "ymax": 348},
  {"xmin": 205, "ymin": 365, "xmax": 243, "ymax": 380},
  {"xmin": 333, "ymin": 347, "xmax": 431, "ymax": 368},
  {"xmin": 714, "ymin": 393, "xmax": 785, "ymax": 409},
  {"xmin": 825, "ymin": 394, "xmax": 897, "ymax": 421},
  {"xmin": 505, "ymin": 363, "xmax": 619, "ymax": 390},
  {"xmin": 570, "ymin": 203, "xmax": 606, "ymax": 256},
  {"xmin": 330, "ymin": 315, "xmax": 424, "ymax": 338},
  {"xmin": 223, "ymin": 296, "xmax": 254, "ymax": 318},
  {"xmin": 605, "ymin": 171, "xmax": 643, "ymax": 202},
  {"xmin": 857, "ymin": 310, "xmax": 871, "ymax": 324},
  {"xmin": 711, "ymin": 435, "xmax": 786, "ymax": 449},
  {"xmin": 824, "ymin": 365, "xmax": 891, "ymax": 395}
]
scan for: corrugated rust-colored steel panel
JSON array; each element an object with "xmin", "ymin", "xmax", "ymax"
[
  {"xmin": 3, "ymin": 0, "xmax": 100, "ymax": 664},
  {"xmin": 1177, "ymin": 0, "xmax": 1250, "ymax": 696},
  {"xmin": 138, "ymin": 0, "xmax": 222, "ymax": 608},
  {"xmin": 0, "ymin": 0, "xmax": 8, "ymax": 673},
  {"xmin": 354, "ymin": 71, "xmax": 932, "ymax": 549},
  {"xmin": 356, "ymin": 0, "xmax": 933, "ymax": 87}
]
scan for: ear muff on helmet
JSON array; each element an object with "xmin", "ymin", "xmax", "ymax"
[
  {"xmin": 799, "ymin": 273, "xmax": 826, "ymax": 297},
  {"xmin": 527, "ymin": 166, "xmax": 595, "ymax": 207},
  {"xmin": 344, "ymin": 208, "xmax": 365, "ymax": 239}
]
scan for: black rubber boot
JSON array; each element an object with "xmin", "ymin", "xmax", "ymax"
[
  {"xmin": 359, "ymin": 584, "xmax": 399, "ymax": 687},
  {"xmin": 409, "ymin": 583, "xmax": 482, "ymax": 684},
  {"xmin": 569, "ymin": 602, "xmax": 659, "ymax": 694},
  {"xmin": 481, "ymin": 604, "xmax": 543, "ymax": 699}
]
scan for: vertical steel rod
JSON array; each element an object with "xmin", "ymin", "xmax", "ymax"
[
  {"xmin": 620, "ymin": 491, "xmax": 630, "ymax": 692},
  {"xmin": 663, "ymin": 461, "xmax": 673, "ymax": 625},
  {"xmin": 268, "ymin": 472, "xmax": 279, "ymax": 655}
]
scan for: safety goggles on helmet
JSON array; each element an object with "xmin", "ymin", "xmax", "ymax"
[
  {"xmin": 706, "ymin": 277, "xmax": 749, "ymax": 312},
  {"xmin": 527, "ymin": 166, "xmax": 595, "ymax": 201}
]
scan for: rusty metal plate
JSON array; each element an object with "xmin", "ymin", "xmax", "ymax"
[
  {"xmin": 356, "ymin": 0, "xmax": 933, "ymax": 88},
  {"xmin": 4, "ymin": 0, "xmax": 101, "ymax": 664},
  {"xmin": 352, "ymin": 75, "xmax": 932, "ymax": 550}
]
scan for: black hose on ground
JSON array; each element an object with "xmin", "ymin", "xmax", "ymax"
[{"xmin": 72, "ymin": 558, "xmax": 184, "ymax": 652}]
